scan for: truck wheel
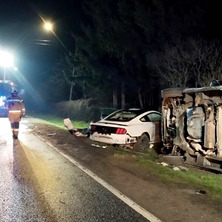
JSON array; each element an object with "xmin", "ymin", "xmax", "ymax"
[{"xmin": 133, "ymin": 133, "xmax": 150, "ymax": 151}]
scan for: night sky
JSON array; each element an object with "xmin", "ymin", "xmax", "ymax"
[
  {"xmin": 0, "ymin": 0, "xmax": 220, "ymax": 81},
  {"xmin": 0, "ymin": 0, "xmax": 80, "ymax": 88},
  {"xmin": 1, "ymin": 0, "xmax": 222, "ymax": 110}
]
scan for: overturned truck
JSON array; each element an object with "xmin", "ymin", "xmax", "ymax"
[{"xmin": 162, "ymin": 86, "xmax": 222, "ymax": 171}]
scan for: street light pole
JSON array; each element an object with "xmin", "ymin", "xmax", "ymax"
[
  {"xmin": 3, "ymin": 67, "xmax": 5, "ymax": 81},
  {"xmin": 69, "ymin": 67, "xmax": 75, "ymax": 101},
  {"xmin": 43, "ymin": 20, "xmax": 76, "ymax": 101}
]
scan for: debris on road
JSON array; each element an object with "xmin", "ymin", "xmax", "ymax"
[
  {"xmin": 195, "ymin": 190, "xmax": 207, "ymax": 195},
  {"xmin": 160, "ymin": 162, "xmax": 169, "ymax": 167},
  {"xmin": 64, "ymin": 118, "xmax": 89, "ymax": 137},
  {"xmin": 178, "ymin": 166, "xmax": 189, "ymax": 172},
  {"xmin": 91, "ymin": 144, "xmax": 107, "ymax": 149},
  {"xmin": 47, "ymin": 133, "xmax": 57, "ymax": 136},
  {"xmin": 158, "ymin": 162, "xmax": 189, "ymax": 172},
  {"xmin": 173, "ymin": 166, "xmax": 180, "ymax": 171}
]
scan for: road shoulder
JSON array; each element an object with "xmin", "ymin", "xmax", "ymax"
[{"xmin": 27, "ymin": 119, "xmax": 222, "ymax": 222}]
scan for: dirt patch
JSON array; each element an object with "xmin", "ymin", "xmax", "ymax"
[{"xmin": 27, "ymin": 120, "xmax": 222, "ymax": 222}]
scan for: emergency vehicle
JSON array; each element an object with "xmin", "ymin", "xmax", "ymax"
[{"xmin": 0, "ymin": 80, "xmax": 15, "ymax": 117}]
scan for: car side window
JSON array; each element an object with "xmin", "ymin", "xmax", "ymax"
[
  {"xmin": 148, "ymin": 113, "xmax": 162, "ymax": 122},
  {"xmin": 140, "ymin": 113, "xmax": 161, "ymax": 122},
  {"xmin": 140, "ymin": 115, "xmax": 150, "ymax": 122}
]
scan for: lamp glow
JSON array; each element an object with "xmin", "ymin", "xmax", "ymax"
[
  {"xmin": 44, "ymin": 22, "xmax": 53, "ymax": 32},
  {"xmin": 0, "ymin": 51, "xmax": 14, "ymax": 67}
]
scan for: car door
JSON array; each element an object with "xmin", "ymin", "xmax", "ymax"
[{"xmin": 140, "ymin": 112, "xmax": 162, "ymax": 143}]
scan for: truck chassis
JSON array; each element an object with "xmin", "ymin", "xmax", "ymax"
[{"xmin": 162, "ymin": 86, "xmax": 222, "ymax": 172}]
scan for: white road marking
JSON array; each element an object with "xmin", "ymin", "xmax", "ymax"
[{"xmin": 37, "ymin": 136, "xmax": 162, "ymax": 222}]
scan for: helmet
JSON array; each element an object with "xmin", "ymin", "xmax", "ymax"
[{"xmin": 12, "ymin": 90, "xmax": 18, "ymax": 95}]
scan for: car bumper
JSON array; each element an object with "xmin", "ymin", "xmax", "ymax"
[{"xmin": 90, "ymin": 132, "xmax": 137, "ymax": 145}]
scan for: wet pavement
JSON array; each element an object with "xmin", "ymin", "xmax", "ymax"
[{"xmin": 0, "ymin": 118, "xmax": 152, "ymax": 222}]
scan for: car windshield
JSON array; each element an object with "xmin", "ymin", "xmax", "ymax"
[{"xmin": 105, "ymin": 109, "xmax": 145, "ymax": 122}]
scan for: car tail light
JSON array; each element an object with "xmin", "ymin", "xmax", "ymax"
[
  {"xmin": 90, "ymin": 125, "xmax": 96, "ymax": 132},
  {"xmin": 116, "ymin": 128, "xmax": 127, "ymax": 134}
]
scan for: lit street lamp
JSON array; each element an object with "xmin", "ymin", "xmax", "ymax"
[
  {"xmin": 44, "ymin": 21, "xmax": 53, "ymax": 32},
  {"xmin": 43, "ymin": 21, "xmax": 69, "ymax": 52},
  {"xmin": 0, "ymin": 50, "xmax": 14, "ymax": 81}
]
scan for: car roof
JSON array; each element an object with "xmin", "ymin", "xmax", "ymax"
[
  {"xmin": 121, "ymin": 108, "xmax": 160, "ymax": 114},
  {"xmin": 102, "ymin": 108, "xmax": 161, "ymax": 122}
]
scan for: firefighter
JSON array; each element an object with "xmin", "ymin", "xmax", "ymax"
[{"xmin": 6, "ymin": 90, "xmax": 26, "ymax": 139}]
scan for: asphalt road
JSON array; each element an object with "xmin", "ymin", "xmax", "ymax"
[{"xmin": 0, "ymin": 118, "xmax": 155, "ymax": 222}]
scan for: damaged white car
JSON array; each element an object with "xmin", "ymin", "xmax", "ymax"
[{"xmin": 89, "ymin": 108, "xmax": 162, "ymax": 150}]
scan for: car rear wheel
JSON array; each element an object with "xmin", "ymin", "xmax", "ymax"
[{"xmin": 133, "ymin": 133, "xmax": 150, "ymax": 151}]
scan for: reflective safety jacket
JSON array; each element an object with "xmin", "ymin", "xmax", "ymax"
[{"xmin": 6, "ymin": 95, "xmax": 26, "ymax": 123}]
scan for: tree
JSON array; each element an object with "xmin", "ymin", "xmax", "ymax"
[
  {"xmin": 80, "ymin": 0, "xmax": 207, "ymax": 108},
  {"xmin": 190, "ymin": 39, "xmax": 222, "ymax": 86},
  {"xmin": 49, "ymin": 58, "xmax": 70, "ymax": 102},
  {"xmin": 50, "ymin": 0, "xmax": 209, "ymax": 109},
  {"xmin": 80, "ymin": 0, "xmax": 154, "ymax": 108},
  {"xmin": 153, "ymin": 42, "xmax": 191, "ymax": 87},
  {"xmin": 154, "ymin": 38, "xmax": 222, "ymax": 88}
]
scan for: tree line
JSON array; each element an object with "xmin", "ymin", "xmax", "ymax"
[{"xmin": 48, "ymin": 0, "xmax": 222, "ymax": 110}]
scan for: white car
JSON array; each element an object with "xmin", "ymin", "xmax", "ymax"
[{"xmin": 90, "ymin": 108, "xmax": 162, "ymax": 151}]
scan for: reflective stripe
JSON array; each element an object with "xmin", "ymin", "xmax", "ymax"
[
  {"xmin": 9, "ymin": 110, "xmax": 21, "ymax": 113},
  {"xmin": 7, "ymin": 99, "xmax": 22, "ymax": 102}
]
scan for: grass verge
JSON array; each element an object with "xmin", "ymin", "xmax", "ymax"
[
  {"xmin": 114, "ymin": 149, "xmax": 222, "ymax": 200},
  {"xmin": 27, "ymin": 114, "xmax": 222, "ymax": 200},
  {"xmin": 29, "ymin": 114, "xmax": 90, "ymax": 129}
]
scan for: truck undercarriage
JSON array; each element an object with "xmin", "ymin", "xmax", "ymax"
[{"xmin": 162, "ymin": 86, "xmax": 222, "ymax": 172}]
